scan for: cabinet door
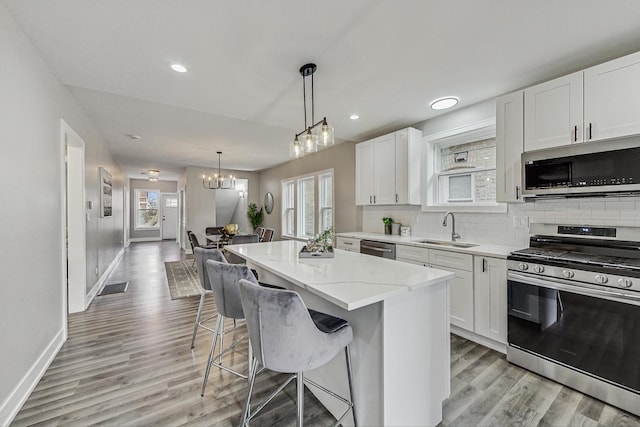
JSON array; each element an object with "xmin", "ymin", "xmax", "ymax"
[
  {"xmin": 335, "ymin": 236, "xmax": 360, "ymax": 252},
  {"xmin": 355, "ymin": 141, "xmax": 374, "ymax": 205},
  {"xmin": 524, "ymin": 72, "xmax": 583, "ymax": 151},
  {"xmin": 373, "ymin": 134, "xmax": 397, "ymax": 204},
  {"xmin": 434, "ymin": 265, "xmax": 474, "ymax": 332},
  {"xmin": 496, "ymin": 91, "xmax": 524, "ymax": 203},
  {"xmin": 584, "ymin": 51, "xmax": 640, "ymax": 142},
  {"xmin": 473, "ymin": 256, "xmax": 507, "ymax": 344},
  {"xmin": 394, "ymin": 129, "xmax": 409, "ymax": 204}
]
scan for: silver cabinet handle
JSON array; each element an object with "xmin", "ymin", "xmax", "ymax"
[
  {"xmin": 515, "ymin": 186, "xmax": 520, "ymax": 200},
  {"xmin": 369, "ymin": 195, "xmax": 372, "ymax": 204},
  {"xmin": 373, "ymin": 195, "xmax": 376, "ymax": 204},
  {"xmin": 573, "ymin": 125, "xmax": 578, "ymax": 142},
  {"xmin": 343, "ymin": 241, "xmax": 353, "ymax": 245}
]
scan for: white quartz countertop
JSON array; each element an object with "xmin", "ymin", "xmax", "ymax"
[
  {"xmin": 225, "ymin": 240, "xmax": 454, "ymax": 311},
  {"xmin": 336, "ymin": 232, "xmax": 522, "ymax": 259}
]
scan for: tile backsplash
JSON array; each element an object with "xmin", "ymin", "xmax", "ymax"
[{"xmin": 362, "ymin": 196, "xmax": 640, "ymax": 248}]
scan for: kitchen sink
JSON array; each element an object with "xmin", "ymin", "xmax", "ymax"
[{"xmin": 415, "ymin": 239, "xmax": 478, "ymax": 248}]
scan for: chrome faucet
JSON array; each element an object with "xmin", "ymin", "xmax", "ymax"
[{"xmin": 442, "ymin": 212, "xmax": 461, "ymax": 242}]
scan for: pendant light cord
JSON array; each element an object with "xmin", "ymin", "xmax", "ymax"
[{"xmin": 303, "ymin": 72, "xmax": 308, "ymax": 129}]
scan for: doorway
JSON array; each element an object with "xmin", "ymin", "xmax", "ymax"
[
  {"xmin": 62, "ymin": 120, "xmax": 87, "ymax": 314},
  {"xmin": 161, "ymin": 193, "xmax": 178, "ymax": 240}
]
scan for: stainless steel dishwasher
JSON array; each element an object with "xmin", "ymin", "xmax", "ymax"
[{"xmin": 360, "ymin": 240, "xmax": 396, "ymax": 259}]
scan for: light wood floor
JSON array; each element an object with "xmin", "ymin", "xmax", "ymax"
[{"xmin": 12, "ymin": 241, "xmax": 640, "ymax": 426}]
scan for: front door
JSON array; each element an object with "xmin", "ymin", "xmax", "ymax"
[{"xmin": 161, "ymin": 193, "xmax": 178, "ymax": 239}]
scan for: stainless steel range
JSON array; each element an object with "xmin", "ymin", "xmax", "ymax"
[{"xmin": 507, "ymin": 224, "xmax": 640, "ymax": 416}]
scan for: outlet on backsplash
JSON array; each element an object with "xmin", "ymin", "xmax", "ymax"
[{"xmin": 512, "ymin": 215, "xmax": 529, "ymax": 230}]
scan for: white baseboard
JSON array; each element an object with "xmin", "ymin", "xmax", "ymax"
[
  {"xmin": 129, "ymin": 237, "xmax": 162, "ymax": 243},
  {"xmin": 450, "ymin": 326, "xmax": 507, "ymax": 354},
  {"xmin": 86, "ymin": 247, "xmax": 125, "ymax": 309},
  {"xmin": 0, "ymin": 328, "xmax": 65, "ymax": 426}
]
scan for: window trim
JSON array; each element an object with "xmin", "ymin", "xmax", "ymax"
[
  {"xmin": 280, "ymin": 168, "xmax": 335, "ymax": 240},
  {"xmin": 134, "ymin": 188, "xmax": 161, "ymax": 230},
  {"xmin": 422, "ymin": 119, "xmax": 507, "ymax": 213}
]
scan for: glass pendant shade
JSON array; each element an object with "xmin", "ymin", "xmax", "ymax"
[
  {"xmin": 304, "ymin": 128, "xmax": 317, "ymax": 153},
  {"xmin": 290, "ymin": 136, "xmax": 304, "ymax": 158},
  {"xmin": 318, "ymin": 118, "xmax": 334, "ymax": 146}
]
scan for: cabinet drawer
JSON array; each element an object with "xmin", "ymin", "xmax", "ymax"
[
  {"xmin": 336, "ymin": 237, "xmax": 360, "ymax": 252},
  {"xmin": 396, "ymin": 257, "xmax": 427, "ymax": 267},
  {"xmin": 396, "ymin": 245, "xmax": 429, "ymax": 263},
  {"xmin": 429, "ymin": 249, "xmax": 473, "ymax": 271}
]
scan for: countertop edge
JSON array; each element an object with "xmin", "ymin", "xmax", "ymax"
[{"xmin": 336, "ymin": 232, "xmax": 522, "ymax": 259}]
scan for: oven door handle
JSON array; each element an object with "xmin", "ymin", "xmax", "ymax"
[{"xmin": 508, "ymin": 272, "xmax": 640, "ymax": 306}]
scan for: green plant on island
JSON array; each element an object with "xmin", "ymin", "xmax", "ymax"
[
  {"xmin": 246, "ymin": 203, "xmax": 264, "ymax": 230},
  {"xmin": 307, "ymin": 227, "xmax": 334, "ymax": 252},
  {"xmin": 382, "ymin": 217, "xmax": 393, "ymax": 226}
]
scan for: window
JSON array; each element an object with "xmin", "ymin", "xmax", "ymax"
[
  {"xmin": 135, "ymin": 189, "xmax": 159, "ymax": 229},
  {"xmin": 282, "ymin": 180, "xmax": 295, "ymax": 236},
  {"xmin": 424, "ymin": 119, "xmax": 505, "ymax": 212},
  {"xmin": 318, "ymin": 172, "xmax": 333, "ymax": 233},
  {"xmin": 281, "ymin": 169, "xmax": 334, "ymax": 239},
  {"xmin": 298, "ymin": 177, "xmax": 315, "ymax": 238}
]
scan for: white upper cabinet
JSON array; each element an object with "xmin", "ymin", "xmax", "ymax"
[
  {"xmin": 584, "ymin": 51, "xmax": 640, "ymax": 142},
  {"xmin": 496, "ymin": 90, "xmax": 524, "ymax": 203},
  {"xmin": 355, "ymin": 141, "xmax": 375, "ymax": 205},
  {"xmin": 373, "ymin": 133, "xmax": 397, "ymax": 204},
  {"xmin": 355, "ymin": 127, "xmax": 422, "ymax": 205},
  {"xmin": 522, "ymin": 51, "xmax": 640, "ymax": 153},
  {"xmin": 524, "ymin": 72, "xmax": 584, "ymax": 151}
]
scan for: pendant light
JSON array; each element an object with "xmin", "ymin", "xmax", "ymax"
[
  {"xmin": 290, "ymin": 63, "xmax": 334, "ymax": 158},
  {"xmin": 202, "ymin": 151, "xmax": 236, "ymax": 190}
]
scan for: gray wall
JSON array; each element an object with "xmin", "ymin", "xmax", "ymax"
[
  {"xmin": 0, "ymin": 4, "xmax": 124, "ymax": 422},
  {"xmin": 129, "ymin": 179, "xmax": 178, "ymax": 240},
  {"xmin": 258, "ymin": 141, "xmax": 361, "ymax": 239}
]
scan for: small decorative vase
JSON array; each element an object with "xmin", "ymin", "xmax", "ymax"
[{"xmin": 384, "ymin": 223, "xmax": 392, "ymax": 235}]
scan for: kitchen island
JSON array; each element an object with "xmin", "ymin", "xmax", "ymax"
[{"xmin": 225, "ymin": 240, "xmax": 454, "ymax": 426}]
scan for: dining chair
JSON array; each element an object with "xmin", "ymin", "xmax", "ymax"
[
  {"xmin": 224, "ymin": 234, "xmax": 259, "ymax": 264},
  {"xmin": 238, "ymin": 279, "xmax": 357, "ymax": 427},
  {"xmin": 262, "ymin": 228, "xmax": 275, "ymax": 242},
  {"xmin": 190, "ymin": 247, "xmax": 228, "ymax": 349},
  {"xmin": 254, "ymin": 227, "xmax": 265, "ymax": 242}
]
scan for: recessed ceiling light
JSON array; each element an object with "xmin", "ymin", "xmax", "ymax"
[
  {"xmin": 124, "ymin": 133, "xmax": 141, "ymax": 141},
  {"xmin": 147, "ymin": 169, "xmax": 160, "ymax": 176},
  {"xmin": 349, "ymin": 114, "xmax": 360, "ymax": 120},
  {"xmin": 430, "ymin": 97, "xmax": 459, "ymax": 110},
  {"xmin": 170, "ymin": 63, "xmax": 188, "ymax": 73}
]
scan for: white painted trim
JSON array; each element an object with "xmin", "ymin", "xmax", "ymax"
[
  {"xmin": 86, "ymin": 247, "xmax": 125, "ymax": 309},
  {"xmin": 450, "ymin": 325, "xmax": 507, "ymax": 354},
  {"xmin": 59, "ymin": 121, "xmax": 68, "ymax": 339},
  {"xmin": 424, "ymin": 118, "xmax": 496, "ymax": 143},
  {"xmin": 0, "ymin": 328, "xmax": 65, "ymax": 426},
  {"xmin": 60, "ymin": 120, "xmax": 87, "ymax": 316},
  {"xmin": 129, "ymin": 237, "xmax": 163, "ymax": 243}
]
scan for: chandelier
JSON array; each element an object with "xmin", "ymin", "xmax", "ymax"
[
  {"xmin": 202, "ymin": 151, "xmax": 236, "ymax": 190},
  {"xmin": 290, "ymin": 63, "xmax": 334, "ymax": 158}
]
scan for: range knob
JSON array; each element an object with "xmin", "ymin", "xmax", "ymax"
[
  {"xmin": 518, "ymin": 263, "xmax": 529, "ymax": 271},
  {"xmin": 562, "ymin": 269, "xmax": 575, "ymax": 279},
  {"xmin": 618, "ymin": 278, "xmax": 633, "ymax": 288},
  {"xmin": 595, "ymin": 274, "xmax": 608, "ymax": 284},
  {"xmin": 533, "ymin": 265, "xmax": 545, "ymax": 273}
]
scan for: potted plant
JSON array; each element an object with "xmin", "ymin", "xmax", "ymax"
[
  {"xmin": 247, "ymin": 203, "xmax": 264, "ymax": 232},
  {"xmin": 382, "ymin": 217, "xmax": 393, "ymax": 235}
]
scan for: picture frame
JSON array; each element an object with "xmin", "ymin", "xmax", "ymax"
[{"xmin": 99, "ymin": 167, "xmax": 113, "ymax": 217}]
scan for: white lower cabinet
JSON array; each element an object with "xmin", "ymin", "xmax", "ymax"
[
  {"xmin": 473, "ymin": 256, "xmax": 507, "ymax": 344},
  {"xmin": 442, "ymin": 267, "xmax": 474, "ymax": 332},
  {"xmin": 394, "ymin": 244, "xmax": 507, "ymax": 345},
  {"xmin": 428, "ymin": 249, "xmax": 474, "ymax": 332},
  {"xmin": 335, "ymin": 236, "xmax": 360, "ymax": 252}
]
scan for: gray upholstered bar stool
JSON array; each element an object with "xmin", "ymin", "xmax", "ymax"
[
  {"xmin": 238, "ymin": 279, "xmax": 357, "ymax": 427},
  {"xmin": 190, "ymin": 247, "xmax": 227, "ymax": 349},
  {"xmin": 200, "ymin": 260, "xmax": 260, "ymax": 396}
]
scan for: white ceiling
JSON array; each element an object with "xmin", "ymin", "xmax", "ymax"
[{"xmin": 5, "ymin": 0, "xmax": 640, "ymax": 180}]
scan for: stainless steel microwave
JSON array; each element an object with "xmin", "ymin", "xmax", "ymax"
[{"xmin": 522, "ymin": 139, "xmax": 640, "ymax": 198}]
